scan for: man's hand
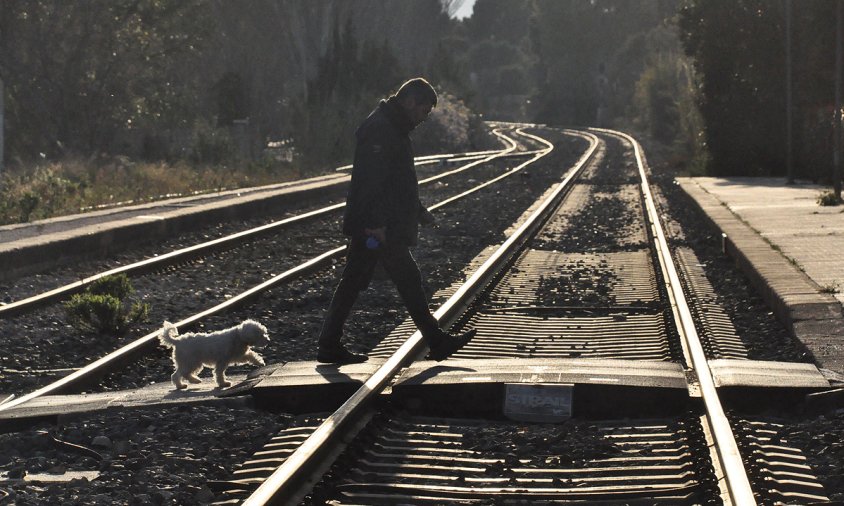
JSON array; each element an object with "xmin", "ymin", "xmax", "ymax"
[
  {"xmin": 364, "ymin": 227, "xmax": 387, "ymax": 244},
  {"xmin": 419, "ymin": 207, "xmax": 436, "ymax": 227}
]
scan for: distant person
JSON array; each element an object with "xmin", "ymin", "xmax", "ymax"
[{"xmin": 316, "ymin": 77, "xmax": 475, "ymax": 365}]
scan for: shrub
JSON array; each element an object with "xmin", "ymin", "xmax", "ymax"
[
  {"xmin": 0, "ymin": 165, "xmax": 84, "ymax": 223},
  {"xmin": 820, "ymin": 282, "xmax": 840, "ymax": 294},
  {"xmin": 0, "ymin": 154, "xmax": 297, "ymax": 226},
  {"xmin": 817, "ymin": 191, "xmax": 841, "ymax": 207},
  {"xmin": 88, "ymin": 274, "xmax": 135, "ymax": 300},
  {"xmin": 17, "ymin": 191, "xmax": 41, "ymax": 223},
  {"xmin": 414, "ymin": 92, "xmax": 479, "ymax": 155},
  {"xmin": 190, "ymin": 120, "xmax": 237, "ymax": 165},
  {"xmin": 64, "ymin": 274, "xmax": 149, "ymax": 335}
]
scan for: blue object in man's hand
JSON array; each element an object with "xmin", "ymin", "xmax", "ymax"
[{"xmin": 365, "ymin": 236, "xmax": 380, "ymax": 249}]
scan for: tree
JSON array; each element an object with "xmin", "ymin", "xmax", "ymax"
[
  {"xmin": 455, "ymin": 0, "xmax": 536, "ymax": 118},
  {"xmin": 295, "ymin": 18, "xmax": 403, "ymax": 168},
  {"xmin": 679, "ymin": 0, "xmax": 844, "ymax": 179},
  {"xmin": 530, "ymin": 0, "xmax": 672, "ymax": 125},
  {"xmin": 0, "ymin": 0, "xmax": 210, "ymax": 160},
  {"xmin": 0, "ymin": 76, "xmax": 5, "ymax": 172},
  {"xmin": 0, "ymin": 0, "xmax": 479, "ymax": 169}
]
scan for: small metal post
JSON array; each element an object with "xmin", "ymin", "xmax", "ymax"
[
  {"xmin": 0, "ymin": 76, "xmax": 4, "ymax": 174},
  {"xmin": 834, "ymin": 0, "xmax": 842, "ymax": 199},
  {"xmin": 786, "ymin": 0, "xmax": 794, "ymax": 184}
]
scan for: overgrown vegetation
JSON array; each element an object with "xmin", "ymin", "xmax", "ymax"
[
  {"xmin": 63, "ymin": 274, "xmax": 150, "ymax": 335},
  {"xmin": 453, "ymin": 1, "xmax": 705, "ymax": 171},
  {"xmin": 7, "ymin": 0, "xmax": 838, "ymax": 218},
  {"xmin": 0, "ymin": 1, "xmax": 492, "ymax": 225},
  {"xmin": 679, "ymin": 0, "xmax": 840, "ymax": 184},
  {"xmin": 820, "ymin": 282, "xmax": 841, "ymax": 294},
  {"xmin": 0, "ymin": 157, "xmax": 296, "ymax": 225},
  {"xmin": 7, "ymin": 0, "xmax": 772, "ymax": 227},
  {"xmin": 817, "ymin": 191, "xmax": 842, "ymax": 207},
  {"xmin": 0, "ymin": 1, "xmax": 211, "ymax": 160}
]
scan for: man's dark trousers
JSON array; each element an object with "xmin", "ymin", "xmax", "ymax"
[{"xmin": 318, "ymin": 236, "xmax": 440, "ymax": 349}]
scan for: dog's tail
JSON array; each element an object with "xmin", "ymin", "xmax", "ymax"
[{"xmin": 159, "ymin": 321, "xmax": 180, "ymax": 348}]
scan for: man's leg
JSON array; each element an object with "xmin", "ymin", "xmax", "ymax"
[
  {"xmin": 380, "ymin": 244, "xmax": 475, "ymax": 360},
  {"xmin": 379, "ymin": 244, "xmax": 441, "ymax": 338},
  {"xmin": 317, "ymin": 239, "xmax": 377, "ymax": 360}
]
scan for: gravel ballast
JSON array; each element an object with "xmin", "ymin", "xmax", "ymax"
[{"xmin": 1, "ymin": 128, "xmax": 836, "ymax": 502}]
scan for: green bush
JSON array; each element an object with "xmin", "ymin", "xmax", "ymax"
[
  {"xmin": 87, "ymin": 274, "xmax": 135, "ymax": 300},
  {"xmin": 17, "ymin": 191, "xmax": 41, "ymax": 223},
  {"xmin": 64, "ymin": 274, "xmax": 149, "ymax": 335},
  {"xmin": 190, "ymin": 120, "xmax": 237, "ymax": 165},
  {"xmin": 0, "ymin": 154, "xmax": 299, "ymax": 226},
  {"xmin": 413, "ymin": 92, "xmax": 479, "ymax": 155},
  {"xmin": 0, "ymin": 166, "xmax": 84, "ymax": 224},
  {"xmin": 817, "ymin": 191, "xmax": 842, "ymax": 207},
  {"xmin": 820, "ymin": 282, "xmax": 841, "ymax": 294}
]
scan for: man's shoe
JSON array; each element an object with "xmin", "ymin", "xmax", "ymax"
[
  {"xmin": 317, "ymin": 346, "xmax": 368, "ymax": 365},
  {"xmin": 427, "ymin": 328, "xmax": 476, "ymax": 361}
]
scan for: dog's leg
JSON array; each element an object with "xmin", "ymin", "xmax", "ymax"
[
  {"xmin": 243, "ymin": 350, "xmax": 266, "ymax": 366},
  {"xmin": 214, "ymin": 364, "xmax": 231, "ymax": 388},
  {"xmin": 187, "ymin": 371, "xmax": 203, "ymax": 384},
  {"xmin": 171, "ymin": 369, "xmax": 187, "ymax": 389}
]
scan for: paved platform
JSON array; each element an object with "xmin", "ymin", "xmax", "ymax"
[
  {"xmin": 0, "ymin": 173, "xmax": 349, "ymax": 281},
  {"xmin": 678, "ymin": 177, "xmax": 844, "ymax": 374}
]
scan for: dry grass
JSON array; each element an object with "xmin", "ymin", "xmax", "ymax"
[
  {"xmin": 0, "ymin": 157, "xmax": 304, "ymax": 225},
  {"xmin": 817, "ymin": 190, "xmax": 842, "ymax": 207}
]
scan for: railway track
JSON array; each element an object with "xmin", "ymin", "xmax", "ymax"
[
  {"xmin": 0, "ymin": 125, "xmax": 563, "ymax": 405},
  {"xmin": 0, "ymin": 126, "xmax": 836, "ymax": 505},
  {"xmin": 0, "ymin": 128, "xmax": 531, "ymax": 318},
  {"xmin": 226, "ymin": 128, "xmax": 831, "ymax": 505}
]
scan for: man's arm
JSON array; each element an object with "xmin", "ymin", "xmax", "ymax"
[
  {"xmin": 364, "ymin": 226, "xmax": 387, "ymax": 243},
  {"xmin": 418, "ymin": 202, "xmax": 435, "ymax": 227}
]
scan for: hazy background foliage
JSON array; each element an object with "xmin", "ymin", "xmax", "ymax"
[
  {"xmin": 0, "ymin": 0, "xmax": 839, "ymax": 223},
  {"xmin": 680, "ymin": 0, "xmax": 839, "ymax": 180}
]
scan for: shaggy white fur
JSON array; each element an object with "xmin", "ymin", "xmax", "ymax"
[{"xmin": 158, "ymin": 319, "xmax": 270, "ymax": 389}]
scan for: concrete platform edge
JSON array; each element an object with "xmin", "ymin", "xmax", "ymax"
[
  {"xmin": 677, "ymin": 178, "xmax": 844, "ymax": 374},
  {"xmin": 0, "ymin": 178, "xmax": 348, "ymax": 282}
]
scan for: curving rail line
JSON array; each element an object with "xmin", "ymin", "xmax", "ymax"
[
  {"xmin": 0, "ymin": 128, "xmax": 537, "ymax": 319},
  {"xmin": 0, "ymin": 127, "xmax": 561, "ymax": 414},
  {"xmin": 242, "ymin": 129, "xmax": 585, "ymax": 505},
  {"xmin": 592, "ymin": 127, "xmax": 754, "ymax": 504},
  {"xmin": 241, "ymin": 128, "xmax": 757, "ymax": 505}
]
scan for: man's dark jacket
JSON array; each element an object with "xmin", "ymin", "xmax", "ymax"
[{"xmin": 342, "ymin": 97, "xmax": 427, "ymax": 246}]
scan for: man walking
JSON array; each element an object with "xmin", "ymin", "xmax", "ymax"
[{"xmin": 317, "ymin": 77, "xmax": 475, "ymax": 365}]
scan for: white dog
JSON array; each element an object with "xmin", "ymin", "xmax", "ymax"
[{"xmin": 159, "ymin": 319, "xmax": 270, "ymax": 389}]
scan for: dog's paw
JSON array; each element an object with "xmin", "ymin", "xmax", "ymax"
[
  {"xmin": 256, "ymin": 357, "xmax": 266, "ymax": 366},
  {"xmin": 217, "ymin": 381, "xmax": 232, "ymax": 388}
]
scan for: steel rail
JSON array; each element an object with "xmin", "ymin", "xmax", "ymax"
[
  {"xmin": 242, "ymin": 130, "xmax": 600, "ymax": 506},
  {"xmin": 334, "ymin": 151, "xmax": 508, "ymax": 171},
  {"xmin": 417, "ymin": 129, "xmax": 518, "ymax": 185},
  {"xmin": 0, "ymin": 128, "xmax": 575, "ymax": 415},
  {"xmin": 428, "ymin": 128, "xmax": 558, "ymax": 212},
  {"xmin": 0, "ymin": 129, "xmax": 528, "ymax": 319},
  {"xmin": 591, "ymin": 127, "xmax": 756, "ymax": 506},
  {"xmin": 332, "ymin": 129, "xmax": 521, "ymax": 171}
]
